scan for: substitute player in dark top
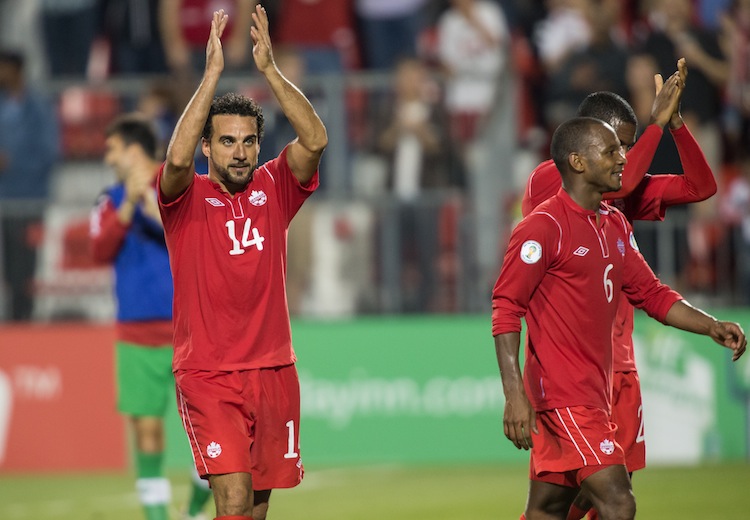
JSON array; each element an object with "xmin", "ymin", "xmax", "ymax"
[
  {"xmin": 157, "ymin": 6, "xmax": 327, "ymax": 520},
  {"xmin": 492, "ymin": 117, "xmax": 745, "ymax": 520},
  {"xmin": 522, "ymin": 59, "xmax": 719, "ymax": 520}
]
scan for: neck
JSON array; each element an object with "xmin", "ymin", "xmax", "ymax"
[{"xmin": 565, "ymin": 186, "xmax": 603, "ymax": 212}]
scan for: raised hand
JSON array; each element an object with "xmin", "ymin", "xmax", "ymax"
[
  {"xmin": 251, "ymin": 4, "xmax": 275, "ymax": 75},
  {"xmin": 206, "ymin": 10, "xmax": 229, "ymax": 76},
  {"xmin": 670, "ymin": 57, "xmax": 688, "ymax": 129},
  {"xmin": 649, "ymin": 69, "xmax": 684, "ymax": 128}
]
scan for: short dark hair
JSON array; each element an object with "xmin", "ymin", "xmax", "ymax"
[
  {"xmin": 577, "ymin": 92, "xmax": 637, "ymax": 128},
  {"xmin": 202, "ymin": 92, "xmax": 264, "ymax": 142},
  {"xmin": 106, "ymin": 114, "xmax": 160, "ymax": 160},
  {"xmin": 550, "ymin": 117, "xmax": 606, "ymax": 173}
]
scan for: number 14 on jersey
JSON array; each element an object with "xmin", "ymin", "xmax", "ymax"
[{"xmin": 226, "ymin": 218, "xmax": 265, "ymax": 255}]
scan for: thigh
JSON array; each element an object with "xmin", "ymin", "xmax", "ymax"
[
  {"xmin": 526, "ymin": 479, "xmax": 579, "ymax": 519},
  {"xmin": 116, "ymin": 342, "xmax": 173, "ymax": 417},
  {"xmin": 611, "ymin": 371, "xmax": 646, "ymax": 472},
  {"xmin": 175, "ymin": 370, "xmax": 254, "ymax": 478},
  {"xmin": 580, "ymin": 464, "xmax": 635, "ymax": 518},
  {"xmin": 250, "ymin": 364, "xmax": 303, "ymax": 490}
]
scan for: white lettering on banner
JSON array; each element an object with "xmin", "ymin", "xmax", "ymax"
[
  {"xmin": 14, "ymin": 366, "xmax": 62, "ymax": 400},
  {"xmin": 299, "ymin": 370, "xmax": 503, "ymax": 429},
  {"xmin": 0, "ymin": 370, "xmax": 12, "ymax": 464}
]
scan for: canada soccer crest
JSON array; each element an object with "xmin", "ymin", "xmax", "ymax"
[
  {"xmin": 617, "ymin": 238, "xmax": 625, "ymax": 256},
  {"xmin": 249, "ymin": 190, "xmax": 267, "ymax": 207},
  {"xmin": 600, "ymin": 439, "xmax": 615, "ymax": 455},
  {"xmin": 207, "ymin": 441, "xmax": 222, "ymax": 458}
]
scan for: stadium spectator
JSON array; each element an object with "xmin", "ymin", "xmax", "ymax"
[
  {"xmin": 522, "ymin": 60, "xmax": 720, "ymax": 519},
  {"xmin": 436, "ymin": 0, "xmax": 510, "ymax": 147},
  {"xmin": 101, "ymin": 0, "xmax": 168, "ymax": 75},
  {"xmin": 89, "ymin": 114, "xmax": 212, "ymax": 520},
  {"xmin": 370, "ymin": 57, "xmax": 457, "ymax": 312},
  {"xmin": 542, "ymin": 0, "xmax": 629, "ymax": 132},
  {"xmin": 157, "ymin": 7, "xmax": 326, "ymax": 520},
  {"xmin": 492, "ymin": 116, "xmax": 746, "ymax": 520},
  {"xmin": 160, "ymin": 0, "xmax": 256, "ymax": 78},
  {"xmin": 355, "ymin": 0, "xmax": 428, "ymax": 70},
  {"xmin": 721, "ymin": 148, "xmax": 750, "ymax": 305},
  {"xmin": 719, "ymin": 0, "xmax": 750, "ymax": 155},
  {"xmin": 39, "ymin": 0, "xmax": 99, "ymax": 77},
  {"xmin": 532, "ymin": 0, "xmax": 591, "ymax": 75},
  {"xmin": 0, "ymin": 49, "xmax": 59, "ymax": 320},
  {"xmin": 632, "ymin": 0, "xmax": 729, "ymax": 292},
  {"xmin": 274, "ymin": 0, "xmax": 360, "ymax": 74}
]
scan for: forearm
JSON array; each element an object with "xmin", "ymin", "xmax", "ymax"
[
  {"xmin": 166, "ymin": 73, "xmax": 219, "ymax": 169},
  {"xmin": 664, "ymin": 300, "xmax": 718, "ymax": 335},
  {"xmin": 670, "ymin": 124, "xmax": 717, "ymax": 201},
  {"xmin": 264, "ymin": 67, "xmax": 327, "ymax": 153},
  {"xmin": 494, "ymin": 332, "xmax": 525, "ymax": 400}
]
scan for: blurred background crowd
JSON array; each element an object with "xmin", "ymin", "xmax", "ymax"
[{"xmin": 0, "ymin": 0, "xmax": 748, "ymax": 322}]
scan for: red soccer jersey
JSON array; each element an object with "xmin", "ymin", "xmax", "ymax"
[
  {"xmin": 492, "ymin": 189, "xmax": 682, "ymax": 412},
  {"xmin": 520, "ymin": 124, "xmax": 714, "ymax": 374},
  {"xmin": 158, "ymin": 147, "xmax": 319, "ymax": 370}
]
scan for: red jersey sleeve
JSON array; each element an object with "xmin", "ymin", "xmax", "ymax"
[
  {"xmin": 157, "ymin": 163, "xmax": 196, "ymax": 235},
  {"xmin": 521, "ymin": 160, "xmax": 560, "ymax": 217},
  {"xmin": 662, "ymin": 124, "xmax": 717, "ymax": 203},
  {"xmin": 620, "ymin": 125, "xmax": 717, "ymax": 221},
  {"xmin": 604, "ymin": 124, "xmax": 663, "ymax": 199},
  {"xmin": 89, "ymin": 194, "xmax": 129, "ymax": 264},
  {"xmin": 492, "ymin": 212, "xmax": 561, "ymax": 336},
  {"xmin": 618, "ymin": 217, "xmax": 682, "ymax": 321}
]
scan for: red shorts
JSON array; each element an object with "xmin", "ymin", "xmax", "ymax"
[
  {"xmin": 175, "ymin": 364, "xmax": 303, "ymax": 490},
  {"xmin": 611, "ymin": 371, "xmax": 646, "ymax": 472},
  {"xmin": 529, "ymin": 406, "xmax": 625, "ymax": 487}
]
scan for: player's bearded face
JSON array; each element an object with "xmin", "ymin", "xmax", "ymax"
[
  {"xmin": 211, "ymin": 154, "xmax": 258, "ymax": 189},
  {"xmin": 205, "ymin": 115, "xmax": 260, "ymax": 192}
]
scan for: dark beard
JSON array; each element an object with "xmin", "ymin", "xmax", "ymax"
[{"xmin": 212, "ymin": 160, "xmax": 256, "ymax": 194}]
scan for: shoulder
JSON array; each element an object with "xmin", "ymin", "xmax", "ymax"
[
  {"xmin": 523, "ymin": 160, "xmax": 561, "ymax": 216},
  {"xmin": 517, "ymin": 200, "xmax": 567, "ymax": 240}
]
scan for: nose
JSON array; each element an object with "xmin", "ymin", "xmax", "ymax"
[
  {"xmin": 234, "ymin": 142, "xmax": 247, "ymax": 160},
  {"xmin": 618, "ymin": 147, "xmax": 627, "ymax": 165}
]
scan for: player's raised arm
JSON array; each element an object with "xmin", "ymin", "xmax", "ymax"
[
  {"xmin": 250, "ymin": 4, "xmax": 327, "ymax": 185},
  {"xmin": 161, "ymin": 10, "xmax": 228, "ymax": 200}
]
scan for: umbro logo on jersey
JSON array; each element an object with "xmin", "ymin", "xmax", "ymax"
[
  {"xmin": 573, "ymin": 246, "xmax": 589, "ymax": 257},
  {"xmin": 249, "ymin": 190, "xmax": 267, "ymax": 207},
  {"xmin": 205, "ymin": 197, "xmax": 225, "ymax": 207}
]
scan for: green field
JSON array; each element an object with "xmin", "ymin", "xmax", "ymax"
[{"xmin": 2, "ymin": 463, "xmax": 750, "ymax": 519}]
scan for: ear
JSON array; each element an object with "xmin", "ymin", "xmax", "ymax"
[
  {"xmin": 568, "ymin": 152, "xmax": 585, "ymax": 174},
  {"xmin": 201, "ymin": 137, "xmax": 210, "ymax": 159}
]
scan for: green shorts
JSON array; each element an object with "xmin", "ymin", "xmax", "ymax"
[{"xmin": 116, "ymin": 341, "xmax": 174, "ymax": 417}]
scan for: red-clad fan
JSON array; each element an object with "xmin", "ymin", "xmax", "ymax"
[{"xmin": 492, "ymin": 117, "xmax": 745, "ymax": 520}]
